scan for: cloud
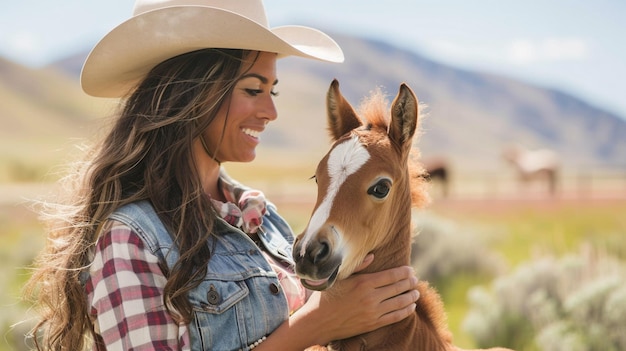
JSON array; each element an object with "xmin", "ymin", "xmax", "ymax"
[
  {"xmin": 0, "ymin": 31, "xmax": 46, "ymax": 65},
  {"xmin": 6, "ymin": 31, "xmax": 36, "ymax": 52},
  {"xmin": 419, "ymin": 37, "xmax": 590, "ymax": 69},
  {"xmin": 507, "ymin": 38, "xmax": 589, "ymax": 64},
  {"xmin": 421, "ymin": 39, "xmax": 503, "ymax": 63}
]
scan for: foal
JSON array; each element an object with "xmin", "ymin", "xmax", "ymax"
[{"xmin": 293, "ymin": 80, "xmax": 513, "ymax": 351}]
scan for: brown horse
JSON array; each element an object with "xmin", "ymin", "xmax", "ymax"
[
  {"xmin": 423, "ymin": 156, "xmax": 450, "ymax": 198},
  {"xmin": 293, "ymin": 80, "xmax": 513, "ymax": 351}
]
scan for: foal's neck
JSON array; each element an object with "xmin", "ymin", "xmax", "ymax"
[
  {"xmin": 364, "ymin": 215, "xmax": 413, "ymax": 274},
  {"xmin": 344, "ymin": 209, "xmax": 454, "ymax": 351}
]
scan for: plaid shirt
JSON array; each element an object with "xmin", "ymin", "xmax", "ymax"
[
  {"xmin": 85, "ymin": 177, "xmax": 306, "ymax": 350},
  {"xmin": 85, "ymin": 221, "xmax": 190, "ymax": 350}
]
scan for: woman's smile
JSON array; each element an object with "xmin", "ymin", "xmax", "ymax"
[{"xmin": 241, "ymin": 127, "xmax": 263, "ymax": 140}]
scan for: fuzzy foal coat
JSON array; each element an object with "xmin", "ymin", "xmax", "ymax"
[{"xmin": 300, "ymin": 80, "xmax": 513, "ymax": 351}]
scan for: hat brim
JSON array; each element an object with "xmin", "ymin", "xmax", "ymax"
[{"xmin": 81, "ymin": 6, "xmax": 344, "ymax": 97}]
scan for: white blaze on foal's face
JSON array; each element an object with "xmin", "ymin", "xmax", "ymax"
[{"xmin": 299, "ymin": 136, "xmax": 370, "ymax": 258}]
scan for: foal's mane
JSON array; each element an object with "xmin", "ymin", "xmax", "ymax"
[{"xmin": 355, "ymin": 89, "xmax": 430, "ymax": 210}]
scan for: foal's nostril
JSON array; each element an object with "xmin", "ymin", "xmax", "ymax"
[{"xmin": 311, "ymin": 240, "xmax": 330, "ymax": 264}]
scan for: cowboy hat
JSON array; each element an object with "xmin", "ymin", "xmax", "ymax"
[{"xmin": 81, "ymin": 0, "xmax": 344, "ymax": 98}]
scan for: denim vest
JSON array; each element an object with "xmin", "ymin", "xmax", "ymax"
[{"xmin": 108, "ymin": 200, "xmax": 294, "ymax": 351}]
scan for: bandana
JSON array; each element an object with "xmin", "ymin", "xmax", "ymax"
[{"xmin": 211, "ymin": 186, "xmax": 266, "ymax": 235}]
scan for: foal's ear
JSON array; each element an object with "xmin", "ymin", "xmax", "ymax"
[
  {"xmin": 326, "ymin": 79, "xmax": 362, "ymax": 141},
  {"xmin": 389, "ymin": 83, "xmax": 418, "ymax": 151}
]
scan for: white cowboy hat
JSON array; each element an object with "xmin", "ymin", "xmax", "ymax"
[{"xmin": 81, "ymin": 0, "xmax": 344, "ymax": 98}]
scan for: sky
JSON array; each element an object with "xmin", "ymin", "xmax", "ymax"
[{"xmin": 2, "ymin": 0, "xmax": 625, "ymax": 119}]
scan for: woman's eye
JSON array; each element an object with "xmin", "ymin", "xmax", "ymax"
[
  {"xmin": 245, "ymin": 89, "xmax": 263, "ymax": 96},
  {"xmin": 367, "ymin": 179, "xmax": 391, "ymax": 199},
  {"xmin": 244, "ymin": 88, "xmax": 279, "ymax": 97}
]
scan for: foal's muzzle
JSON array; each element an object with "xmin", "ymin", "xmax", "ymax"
[{"xmin": 292, "ymin": 226, "xmax": 342, "ymax": 291}]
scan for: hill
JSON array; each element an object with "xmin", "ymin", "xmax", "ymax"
[
  {"xmin": 0, "ymin": 58, "xmax": 117, "ymax": 181},
  {"xmin": 2, "ymin": 32, "xmax": 625, "ymax": 183}
]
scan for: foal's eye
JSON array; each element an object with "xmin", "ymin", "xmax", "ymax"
[
  {"xmin": 309, "ymin": 175, "xmax": 318, "ymax": 184},
  {"xmin": 368, "ymin": 178, "xmax": 392, "ymax": 199}
]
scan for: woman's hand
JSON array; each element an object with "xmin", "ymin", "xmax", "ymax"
[
  {"xmin": 297, "ymin": 254, "xmax": 420, "ymax": 344},
  {"xmin": 256, "ymin": 254, "xmax": 419, "ymax": 350}
]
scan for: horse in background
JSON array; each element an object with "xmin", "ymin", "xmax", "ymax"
[
  {"xmin": 422, "ymin": 156, "xmax": 450, "ymax": 198},
  {"xmin": 502, "ymin": 144, "xmax": 560, "ymax": 196},
  {"xmin": 293, "ymin": 79, "xmax": 513, "ymax": 351}
]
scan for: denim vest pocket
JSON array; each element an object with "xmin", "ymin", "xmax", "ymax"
[
  {"xmin": 191, "ymin": 279, "xmax": 249, "ymax": 314},
  {"xmin": 189, "ymin": 278, "xmax": 247, "ymax": 350},
  {"xmin": 189, "ymin": 274, "xmax": 288, "ymax": 351}
]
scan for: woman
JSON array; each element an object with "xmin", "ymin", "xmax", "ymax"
[{"xmin": 25, "ymin": 1, "xmax": 420, "ymax": 350}]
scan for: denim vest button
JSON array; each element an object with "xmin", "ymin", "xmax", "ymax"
[
  {"xmin": 269, "ymin": 282, "xmax": 280, "ymax": 295},
  {"xmin": 207, "ymin": 287, "xmax": 221, "ymax": 305}
]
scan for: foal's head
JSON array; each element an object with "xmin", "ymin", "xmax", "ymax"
[{"xmin": 293, "ymin": 79, "xmax": 428, "ymax": 291}]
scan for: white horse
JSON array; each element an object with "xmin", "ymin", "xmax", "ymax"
[{"xmin": 502, "ymin": 144, "xmax": 560, "ymax": 196}]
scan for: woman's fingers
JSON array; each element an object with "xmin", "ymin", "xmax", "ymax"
[
  {"xmin": 377, "ymin": 301, "xmax": 418, "ymax": 326},
  {"xmin": 376, "ymin": 274, "xmax": 419, "ymax": 301},
  {"xmin": 352, "ymin": 265, "xmax": 418, "ymax": 297},
  {"xmin": 342, "ymin": 265, "xmax": 420, "ymax": 326},
  {"xmin": 353, "ymin": 253, "xmax": 375, "ymax": 273},
  {"xmin": 379, "ymin": 286, "xmax": 420, "ymax": 315}
]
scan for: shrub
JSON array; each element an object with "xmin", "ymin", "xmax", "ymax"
[
  {"xmin": 411, "ymin": 210, "xmax": 505, "ymax": 283},
  {"xmin": 463, "ymin": 246, "xmax": 626, "ymax": 351}
]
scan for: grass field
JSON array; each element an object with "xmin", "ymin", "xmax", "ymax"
[
  {"xmin": 426, "ymin": 197, "xmax": 626, "ymax": 349},
  {"xmin": 1, "ymin": 177, "xmax": 624, "ymax": 351}
]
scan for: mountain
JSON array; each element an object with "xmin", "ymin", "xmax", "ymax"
[
  {"xmin": 272, "ymin": 34, "xmax": 626, "ymax": 171},
  {"xmin": 2, "ymin": 32, "xmax": 625, "ymax": 183}
]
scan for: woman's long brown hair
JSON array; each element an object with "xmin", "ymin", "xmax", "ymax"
[{"xmin": 24, "ymin": 48, "xmax": 255, "ymax": 350}]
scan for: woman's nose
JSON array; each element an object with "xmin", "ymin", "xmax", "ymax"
[{"xmin": 260, "ymin": 95, "xmax": 278, "ymax": 122}]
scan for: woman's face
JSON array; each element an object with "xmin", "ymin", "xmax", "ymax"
[{"xmin": 202, "ymin": 51, "xmax": 278, "ymax": 163}]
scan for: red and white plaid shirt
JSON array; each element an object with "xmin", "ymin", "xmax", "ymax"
[{"xmin": 85, "ymin": 222, "xmax": 191, "ymax": 350}]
